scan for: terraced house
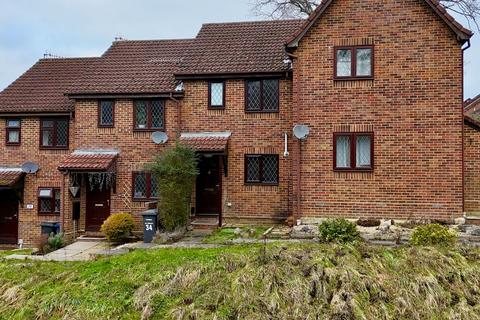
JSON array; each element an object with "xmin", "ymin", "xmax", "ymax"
[{"xmin": 0, "ymin": 0, "xmax": 473, "ymax": 246}]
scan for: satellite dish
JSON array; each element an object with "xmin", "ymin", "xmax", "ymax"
[
  {"xmin": 21, "ymin": 162, "xmax": 39, "ymax": 174},
  {"xmin": 293, "ymin": 125, "xmax": 310, "ymax": 140},
  {"xmin": 151, "ymin": 131, "xmax": 168, "ymax": 144}
]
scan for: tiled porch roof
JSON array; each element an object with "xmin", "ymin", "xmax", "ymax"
[
  {"xmin": 180, "ymin": 132, "xmax": 231, "ymax": 152},
  {"xmin": 58, "ymin": 150, "xmax": 119, "ymax": 171},
  {"xmin": 0, "ymin": 168, "xmax": 24, "ymax": 187}
]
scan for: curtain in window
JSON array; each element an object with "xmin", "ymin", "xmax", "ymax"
[
  {"xmin": 336, "ymin": 49, "xmax": 352, "ymax": 77},
  {"xmin": 356, "ymin": 48, "xmax": 372, "ymax": 76},
  {"xmin": 356, "ymin": 135, "xmax": 371, "ymax": 167},
  {"xmin": 8, "ymin": 130, "xmax": 19, "ymax": 143},
  {"xmin": 336, "ymin": 136, "xmax": 350, "ymax": 168},
  {"xmin": 135, "ymin": 101, "xmax": 148, "ymax": 129},
  {"xmin": 134, "ymin": 173, "xmax": 147, "ymax": 198}
]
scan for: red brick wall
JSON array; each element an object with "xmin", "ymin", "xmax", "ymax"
[
  {"xmin": 290, "ymin": 0, "xmax": 464, "ymax": 221},
  {"xmin": 464, "ymin": 124, "xmax": 480, "ymax": 213},
  {"xmin": 181, "ymin": 79, "xmax": 293, "ymax": 224},
  {"xmin": 0, "ymin": 117, "xmax": 73, "ymax": 246}
]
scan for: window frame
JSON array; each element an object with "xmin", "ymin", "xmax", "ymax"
[
  {"xmin": 38, "ymin": 187, "xmax": 61, "ymax": 215},
  {"xmin": 334, "ymin": 45, "xmax": 374, "ymax": 80},
  {"xmin": 244, "ymin": 154, "xmax": 280, "ymax": 186},
  {"xmin": 5, "ymin": 119, "xmax": 21, "ymax": 146},
  {"xmin": 208, "ymin": 80, "xmax": 226, "ymax": 109},
  {"xmin": 133, "ymin": 100, "xmax": 166, "ymax": 131},
  {"xmin": 132, "ymin": 172, "xmax": 158, "ymax": 201},
  {"xmin": 244, "ymin": 79, "xmax": 280, "ymax": 113},
  {"xmin": 333, "ymin": 132, "xmax": 374, "ymax": 172},
  {"xmin": 98, "ymin": 100, "xmax": 115, "ymax": 128},
  {"xmin": 39, "ymin": 118, "xmax": 69, "ymax": 150}
]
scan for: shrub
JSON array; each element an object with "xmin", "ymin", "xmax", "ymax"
[
  {"xmin": 146, "ymin": 143, "xmax": 198, "ymax": 232},
  {"xmin": 318, "ymin": 218, "xmax": 360, "ymax": 243},
  {"xmin": 410, "ymin": 223, "xmax": 457, "ymax": 246},
  {"xmin": 48, "ymin": 233, "xmax": 65, "ymax": 251},
  {"xmin": 101, "ymin": 213, "xmax": 136, "ymax": 243}
]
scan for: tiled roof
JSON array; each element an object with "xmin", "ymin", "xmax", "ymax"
[
  {"xmin": 286, "ymin": 0, "xmax": 473, "ymax": 48},
  {"xmin": 58, "ymin": 151, "xmax": 118, "ymax": 171},
  {"xmin": 180, "ymin": 132, "xmax": 231, "ymax": 151},
  {"xmin": 0, "ymin": 168, "xmax": 24, "ymax": 187},
  {"xmin": 176, "ymin": 19, "xmax": 304, "ymax": 77},
  {"xmin": 464, "ymin": 95, "xmax": 480, "ymax": 129},
  {"xmin": 69, "ymin": 39, "xmax": 193, "ymax": 95},
  {"xmin": 0, "ymin": 58, "xmax": 98, "ymax": 114}
]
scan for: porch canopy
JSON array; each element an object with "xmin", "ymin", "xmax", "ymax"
[
  {"xmin": 58, "ymin": 150, "xmax": 119, "ymax": 172},
  {"xmin": 179, "ymin": 132, "xmax": 231, "ymax": 153},
  {"xmin": 0, "ymin": 167, "xmax": 24, "ymax": 188}
]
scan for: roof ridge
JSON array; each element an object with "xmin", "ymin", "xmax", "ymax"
[
  {"xmin": 112, "ymin": 38, "xmax": 194, "ymax": 43},
  {"xmin": 202, "ymin": 18, "xmax": 305, "ymax": 26}
]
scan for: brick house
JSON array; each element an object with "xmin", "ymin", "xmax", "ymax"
[
  {"xmin": 0, "ymin": 0, "xmax": 473, "ymax": 246},
  {"xmin": 464, "ymin": 95, "xmax": 480, "ymax": 218}
]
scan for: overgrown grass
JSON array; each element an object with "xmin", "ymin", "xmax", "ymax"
[
  {"xmin": 1, "ymin": 244, "xmax": 480, "ymax": 319},
  {"xmin": 202, "ymin": 226, "xmax": 271, "ymax": 244}
]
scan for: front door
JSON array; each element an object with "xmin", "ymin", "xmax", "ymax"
[
  {"xmin": 196, "ymin": 155, "xmax": 222, "ymax": 215},
  {"xmin": 0, "ymin": 190, "xmax": 19, "ymax": 244},
  {"xmin": 86, "ymin": 183, "xmax": 111, "ymax": 232}
]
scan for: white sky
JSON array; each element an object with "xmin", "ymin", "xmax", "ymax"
[{"xmin": 0, "ymin": 0, "xmax": 478, "ymax": 98}]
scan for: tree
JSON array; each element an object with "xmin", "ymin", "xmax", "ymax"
[
  {"xmin": 253, "ymin": 0, "xmax": 479, "ymax": 31},
  {"xmin": 146, "ymin": 143, "xmax": 198, "ymax": 232}
]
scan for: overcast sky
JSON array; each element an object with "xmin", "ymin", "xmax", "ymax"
[{"xmin": 0, "ymin": 0, "xmax": 478, "ymax": 98}]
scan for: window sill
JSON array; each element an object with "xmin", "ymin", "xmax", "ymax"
[
  {"xmin": 334, "ymin": 168, "xmax": 373, "ymax": 173},
  {"xmin": 38, "ymin": 213, "xmax": 61, "ymax": 216},
  {"xmin": 245, "ymin": 110, "xmax": 279, "ymax": 114},
  {"xmin": 245, "ymin": 182, "xmax": 279, "ymax": 186},
  {"xmin": 40, "ymin": 146, "xmax": 69, "ymax": 150},
  {"xmin": 6, "ymin": 143, "xmax": 21, "ymax": 146},
  {"xmin": 334, "ymin": 77, "xmax": 374, "ymax": 81},
  {"xmin": 98, "ymin": 125, "xmax": 114, "ymax": 128},
  {"xmin": 208, "ymin": 106, "xmax": 225, "ymax": 110},
  {"xmin": 133, "ymin": 129, "xmax": 165, "ymax": 132}
]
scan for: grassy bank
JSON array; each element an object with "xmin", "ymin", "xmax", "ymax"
[{"xmin": 1, "ymin": 243, "xmax": 480, "ymax": 319}]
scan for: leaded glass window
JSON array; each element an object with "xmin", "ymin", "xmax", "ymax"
[
  {"xmin": 40, "ymin": 118, "xmax": 69, "ymax": 149},
  {"xmin": 38, "ymin": 188, "xmax": 61, "ymax": 215},
  {"xmin": 245, "ymin": 155, "xmax": 279, "ymax": 185},
  {"xmin": 134, "ymin": 100, "xmax": 165, "ymax": 130},
  {"xmin": 133, "ymin": 172, "xmax": 159, "ymax": 200},
  {"xmin": 99, "ymin": 100, "xmax": 114, "ymax": 127},
  {"xmin": 246, "ymin": 79, "xmax": 279, "ymax": 112},
  {"xmin": 209, "ymin": 81, "xmax": 225, "ymax": 108}
]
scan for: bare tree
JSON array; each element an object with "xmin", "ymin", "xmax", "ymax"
[{"xmin": 252, "ymin": 0, "xmax": 479, "ymax": 31}]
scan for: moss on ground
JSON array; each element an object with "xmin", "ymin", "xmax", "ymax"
[
  {"xmin": 0, "ymin": 244, "xmax": 480, "ymax": 319},
  {"xmin": 202, "ymin": 226, "xmax": 271, "ymax": 244}
]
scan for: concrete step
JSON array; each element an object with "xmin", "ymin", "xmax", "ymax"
[
  {"xmin": 191, "ymin": 216, "xmax": 219, "ymax": 230},
  {"xmin": 77, "ymin": 235, "xmax": 107, "ymax": 242},
  {"xmin": 466, "ymin": 216, "xmax": 480, "ymax": 226}
]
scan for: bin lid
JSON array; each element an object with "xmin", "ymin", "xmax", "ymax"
[
  {"xmin": 141, "ymin": 209, "xmax": 158, "ymax": 217},
  {"xmin": 40, "ymin": 222, "xmax": 60, "ymax": 227}
]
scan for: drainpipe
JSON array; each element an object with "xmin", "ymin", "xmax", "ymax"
[
  {"xmin": 169, "ymin": 93, "xmax": 181, "ymax": 139},
  {"xmin": 461, "ymin": 39, "xmax": 471, "ymax": 217}
]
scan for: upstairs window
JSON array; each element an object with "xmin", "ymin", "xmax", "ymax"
[
  {"xmin": 245, "ymin": 154, "xmax": 279, "ymax": 185},
  {"xmin": 6, "ymin": 119, "xmax": 21, "ymax": 145},
  {"xmin": 38, "ymin": 188, "xmax": 61, "ymax": 215},
  {"xmin": 334, "ymin": 133, "xmax": 374, "ymax": 171},
  {"xmin": 209, "ymin": 81, "xmax": 225, "ymax": 109},
  {"xmin": 245, "ymin": 79, "xmax": 279, "ymax": 112},
  {"xmin": 335, "ymin": 46, "xmax": 373, "ymax": 79},
  {"xmin": 40, "ymin": 118, "xmax": 69, "ymax": 149},
  {"xmin": 134, "ymin": 100, "xmax": 165, "ymax": 131},
  {"xmin": 98, "ymin": 100, "xmax": 114, "ymax": 127},
  {"xmin": 132, "ymin": 172, "xmax": 158, "ymax": 201}
]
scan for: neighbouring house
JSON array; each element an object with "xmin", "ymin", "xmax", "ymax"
[
  {"xmin": 464, "ymin": 95, "xmax": 480, "ymax": 220},
  {"xmin": 0, "ymin": 0, "xmax": 473, "ymax": 247}
]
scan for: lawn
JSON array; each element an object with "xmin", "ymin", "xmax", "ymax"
[{"xmin": 0, "ymin": 243, "xmax": 480, "ymax": 319}]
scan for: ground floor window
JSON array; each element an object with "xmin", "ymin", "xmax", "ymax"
[
  {"xmin": 38, "ymin": 188, "xmax": 61, "ymax": 215},
  {"xmin": 132, "ymin": 172, "xmax": 158, "ymax": 201},
  {"xmin": 245, "ymin": 154, "xmax": 279, "ymax": 185},
  {"xmin": 334, "ymin": 132, "xmax": 374, "ymax": 171}
]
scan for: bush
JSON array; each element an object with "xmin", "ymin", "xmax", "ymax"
[
  {"xmin": 410, "ymin": 223, "xmax": 457, "ymax": 246},
  {"xmin": 101, "ymin": 213, "xmax": 136, "ymax": 243},
  {"xmin": 48, "ymin": 233, "xmax": 65, "ymax": 251},
  {"xmin": 318, "ymin": 218, "xmax": 360, "ymax": 243},
  {"xmin": 146, "ymin": 143, "xmax": 198, "ymax": 232}
]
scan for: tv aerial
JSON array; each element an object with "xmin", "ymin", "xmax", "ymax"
[
  {"xmin": 151, "ymin": 132, "xmax": 169, "ymax": 144},
  {"xmin": 293, "ymin": 125, "xmax": 310, "ymax": 140}
]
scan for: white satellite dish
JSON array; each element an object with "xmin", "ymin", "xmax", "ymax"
[
  {"xmin": 151, "ymin": 131, "xmax": 168, "ymax": 144},
  {"xmin": 21, "ymin": 162, "xmax": 39, "ymax": 174},
  {"xmin": 293, "ymin": 125, "xmax": 310, "ymax": 140}
]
